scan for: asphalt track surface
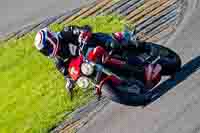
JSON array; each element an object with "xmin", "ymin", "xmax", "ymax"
[
  {"xmin": 78, "ymin": 0, "xmax": 200, "ymax": 133},
  {"xmin": 0, "ymin": 0, "xmax": 95, "ymax": 38}
]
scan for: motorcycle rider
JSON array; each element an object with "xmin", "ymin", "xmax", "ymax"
[
  {"xmin": 34, "ymin": 25, "xmax": 161, "ymax": 96},
  {"xmin": 34, "ymin": 25, "xmax": 93, "ymax": 96}
]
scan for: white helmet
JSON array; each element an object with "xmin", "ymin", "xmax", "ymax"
[{"xmin": 34, "ymin": 28, "xmax": 59, "ymax": 57}]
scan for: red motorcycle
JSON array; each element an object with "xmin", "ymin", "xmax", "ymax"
[
  {"xmin": 67, "ymin": 42, "xmax": 181, "ymax": 104},
  {"xmin": 67, "ymin": 28, "xmax": 181, "ymax": 103}
]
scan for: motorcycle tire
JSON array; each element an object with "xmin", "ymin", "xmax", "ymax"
[
  {"xmin": 101, "ymin": 82, "xmax": 149, "ymax": 105},
  {"xmin": 101, "ymin": 83, "xmax": 121, "ymax": 102},
  {"xmin": 148, "ymin": 43, "xmax": 182, "ymax": 76}
]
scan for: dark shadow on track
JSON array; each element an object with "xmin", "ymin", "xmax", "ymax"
[{"xmin": 144, "ymin": 55, "xmax": 200, "ymax": 106}]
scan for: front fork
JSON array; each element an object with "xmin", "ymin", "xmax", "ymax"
[{"xmin": 94, "ymin": 70, "xmax": 103, "ymax": 100}]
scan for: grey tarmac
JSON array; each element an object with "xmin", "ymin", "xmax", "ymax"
[{"xmin": 0, "ymin": 0, "xmax": 95, "ymax": 38}]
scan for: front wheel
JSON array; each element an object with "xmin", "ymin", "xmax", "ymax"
[
  {"xmin": 100, "ymin": 82, "xmax": 149, "ymax": 105},
  {"xmin": 101, "ymin": 83, "xmax": 121, "ymax": 102}
]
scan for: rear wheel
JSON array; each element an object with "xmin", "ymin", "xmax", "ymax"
[
  {"xmin": 147, "ymin": 43, "xmax": 182, "ymax": 76},
  {"xmin": 159, "ymin": 48, "xmax": 181, "ymax": 76},
  {"xmin": 113, "ymin": 42, "xmax": 182, "ymax": 77}
]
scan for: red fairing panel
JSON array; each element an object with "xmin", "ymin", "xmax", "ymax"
[
  {"xmin": 68, "ymin": 55, "xmax": 83, "ymax": 81},
  {"xmin": 87, "ymin": 46, "xmax": 107, "ymax": 62}
]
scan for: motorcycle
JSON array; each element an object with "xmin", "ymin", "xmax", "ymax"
[{"xmin": 67, "ymin": 28, "xmax": 182, "ymax": 104}]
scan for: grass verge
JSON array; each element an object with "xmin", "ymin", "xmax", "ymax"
[{"xmin": 0, "ymin": 15, "xmax": 128, "ymax": 133}]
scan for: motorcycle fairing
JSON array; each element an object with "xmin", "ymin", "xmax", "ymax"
[
  {"xmin": 87, "ymin": 46, "xmax": 107, "ymax": 62},
  {"xmin": 68, "ymin": 55, "xmax": 83, "ymax": 80}
]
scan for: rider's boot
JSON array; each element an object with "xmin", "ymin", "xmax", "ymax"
[
  {"xmin": 65, "ymin": 78, "xmax": 75, "ymax": 100},
  {"xmin": 65, "ymin": 87, "xmax": 73, "ymax": 100}
]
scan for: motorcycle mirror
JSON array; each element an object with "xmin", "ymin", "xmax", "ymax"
[
  {"xmin": 124, "ymin": 24, "xmax": 129, "ymax": 30},
  {"xmin": 131, "ymin": 25, "xmax": 137, "ymax": 36},
  {"xmin": 124, "ymin": 24, "xmax": 133, "ymax": 33},
  {"xmin": 123, "ymin": 24, "xmax": 137, "ymax": 35}
]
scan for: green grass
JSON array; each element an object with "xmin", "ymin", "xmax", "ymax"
[{"xmin": 0, "ymin": 15, "xmax": 128, "ymax": 133}]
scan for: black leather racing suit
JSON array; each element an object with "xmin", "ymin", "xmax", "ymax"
[{"xmin": 53, "ymin": 25, "xmax": 86, "ymax": 77}]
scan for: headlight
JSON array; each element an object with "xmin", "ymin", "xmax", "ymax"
[
  {"xmin": 81, "ymin": 62, "xmax": 94, "ymax": 76},
  {"xmin": 77, "ymin": 76, "xmax": 90, "ymax": 89}
]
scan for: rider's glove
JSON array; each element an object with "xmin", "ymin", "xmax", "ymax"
[{"xmin": 78, "ymin": 30, "xmax": 92, "ymax": 45}]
